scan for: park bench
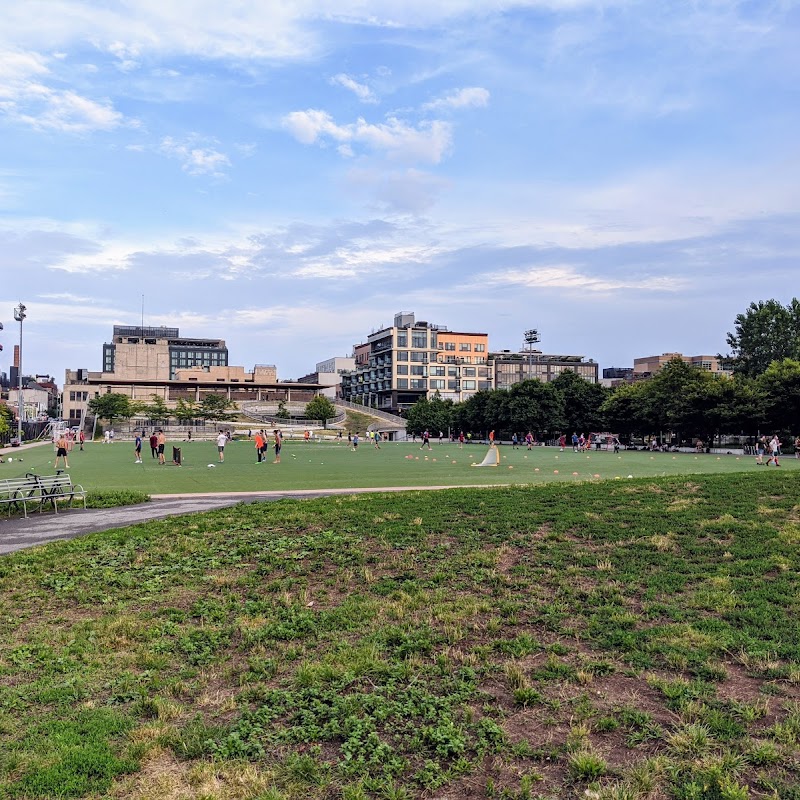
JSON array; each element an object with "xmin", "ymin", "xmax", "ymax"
[{"xmin": 0, "ymin": 473, "xmax": 87, "ymax": 518}]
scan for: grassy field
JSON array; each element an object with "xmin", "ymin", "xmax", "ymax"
[
  {"xmin": 2, "ymin": 439, "xmax": 796, "ymax": 495},
  {"xmin": 1, "ymin": 471, "xmax": 799, "ymax": 798}
]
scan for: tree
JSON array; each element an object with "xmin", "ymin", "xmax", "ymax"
[
  {"xmin": 506, "ymin": 380, "xmax": 565, "ymax": 436},
  {"xmin": 725, "ymin": 298, "xmax": 800, "ymax": 378},
  {"xmin": 404, "ymin": 396, "xmax": 454, "ymax": 435},
  {"xmin": 0, "ymin": 405, "xmax": 12, "ymax": 437},
  {"xmin": 305, "ymin": 396, "xmax": 336, "ymax": 427},
  {"xmin": 758, "ymin": 358, "xmax": 800, "ymax": 434},
  {"xmin": 88, "ymin": 393, "xmax": 133, "ymax": 426},
  {"xmin": 600, "ymin": 382, "xmax": 649, "ymax": 439},
  {"xmin": 144, "ymin": 394, "xmax": 169, "ymax": 422},
  {"xmin": 174, "ymin": 398, "xmax": 199, "ymax": 424},
  {"xmin": 550, "ymin": 370, "xmax": 609, "ymax": 434},
  {"xmin": 199, "ymin": 394, "xmax": 232, "ymax": 421}
]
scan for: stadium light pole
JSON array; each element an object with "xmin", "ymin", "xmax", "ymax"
[
  {"xmin": 13, "ymin": 303, "xmax": 27, "ymax": 443},
  {"xmin": 524, "ymin": 328, "xmax": 540, "ymax": 379}
]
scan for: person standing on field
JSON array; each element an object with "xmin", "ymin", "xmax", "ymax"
[
  {"xmin": 216, "ymin": 430, "xmax": 228, "ymax": 462},
  {"xmin": 54, "ymin": 433, "xmax": 70, "ymax": 469},
  {"xmin": 273, "ymin": 429, "xmax": 282, "ymax": 463},
  {"xmin": 157, "ymin": 429, "xmax": 166, "ymax": 465},
  {"xmin": 134, "ymin": 431, "xmax": 143, "ymax": 463},
  {"xmin": 149, "ymin": 431, "xmax": 158, "ymax": 459},
  {"xmin": 254, "ymin": 430, "xmax": 264, "ymax": 463}
]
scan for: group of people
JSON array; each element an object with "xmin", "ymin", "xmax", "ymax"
[
  {"xmin": 133, "ymin": 430, "xmax": 166, "ymax": 464},
  {"xmin": 253, "ymin": 429, "xmax": 283, "ymax": 463},
  {"xmin": 754, "ymin": 434, "xmax": 798, "ymax": 466}
]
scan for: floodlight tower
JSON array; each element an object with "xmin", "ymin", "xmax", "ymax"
[
  {"xmin": 524, "ymin": 328, "xmax": 540, "ymax": 379},
  {"xmin": 13, "ymin": 303, "xmax": 26, "ymax": 442}
]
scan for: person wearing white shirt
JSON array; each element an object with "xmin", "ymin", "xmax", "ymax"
[{"xmin": 216, "ymin": 431, "xmax": 228, "ymax": 462}]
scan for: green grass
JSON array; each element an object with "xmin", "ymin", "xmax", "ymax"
[
  {"xmin": 0, "ymin": 470, "xmax": 799, "ymax": 798},
  {"xmin": 2, "ymin": 439, "xmax": 796, "ymax": 496}
]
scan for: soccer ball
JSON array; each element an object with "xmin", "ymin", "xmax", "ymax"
[{"xmin": 207, "ymin": 464, "xmax": 216, "ymax": 468}]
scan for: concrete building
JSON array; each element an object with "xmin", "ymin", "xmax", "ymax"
[
  {"xmin": 491, "ymin": 350, "xmax": 599, "ymax": 389},
  {"xmin": 632, "ymin": 353, "xmax": 731, "ymax": 376},
  {"xmin": 63, "ymin": 325, "xmax": 318, "ymax": 426},
  {"xmin": 341, "ymin": 312, "xmax": 492, "ymax": 411},
  {"xmin": 296, "ymin": 356, "xmax": 356, "ymax": 399}
]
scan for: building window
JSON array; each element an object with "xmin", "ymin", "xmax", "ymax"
[
  {"xmin": 410, "ymin": 351, "xmax": 427, "ymax": 362},
  {"xmin": 430, "ymin": 379, "xmax": 445, "ymax": 390},
  {"xmin": 397, "ymin": 365, "xmax": 408, "ymax": 375},
  {"xmin": 444, "ymin": 342, "xmax": 456, "ymax": 351},
  {"xmin": 461, "ymin": 356, "xmax": 472, "ymax": 364},
  {"xmin": 448, "ymin": 380, "xmax": 458, "ymax": 390},
  {"xmin": 396, "ymin": 332, "xmax": 407, "ymax": 347},
  {"xmin": 475, "ymin": 357, "xmax": 486, "ymax": 364},
  {"xmin": 397, "ymin": 378, "xmax": 408, "ymax": 389},
  {"xmin": 448, "ymin": 366, "xmax": 458, "ymax": 376},
  {"xmin": 463, "ymin": 367, "xmax": 476, "ymax": 377},
  {"xmin": 410, "ymin": 379, "xmax": 427, "ymax": 390},
  {"xmin": 462, "ymin": 380, "xmax": 476, "ymax": 390},
  {"xmin": 396, "ymin": 350, "xmax": 408, "ymax": 361},
  {"xmin": 411, "ymin": 333, "xmax": 427, "ymax": 348},
  {"xmin": 431, "ymin": 366, "xmax": 445, "ymax": 376},
  {"xmin": 459, "ymin": 343, "xmax": 471, "ymax": 351},
  {"xmin": 475, "ymin": 344, "xmax": 485, "ymax": 352},
  {"xmin": 411, "ymin": 365, "xmax": 426, "ymax": 376}
]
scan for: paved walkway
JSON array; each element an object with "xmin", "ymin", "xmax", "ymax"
[{"xmin": 0, "ymin": 484, "xmax": 498, "ymax": 555}]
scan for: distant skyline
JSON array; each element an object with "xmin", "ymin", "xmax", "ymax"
[{"xmin": 1, "ymin": 1, "xmax": 798, "ymax": 382}]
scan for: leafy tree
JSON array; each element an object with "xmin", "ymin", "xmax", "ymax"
[
  {"xmin": 199, "ymin": 394, "xmax": 232, "ymax": 421},
  {"xmin": 305, "ymin": 396, "xmax": 336, "ymax": 427},
  {"xmin": 550, "ymin": 370, "xmax": 609, "ymax": 434},
  {"xmin": 600, "ymin": 382, "xmax": 649, "ymax": 439},
  {"xmin": 725, "ymin": 298, "xmax": 800, "ymax": 378},
  {"xmin": 404, "ymin": 395, "xmax": 454, "ymax": 435},
  {"xmin": 0, "ymin": 405, "xmax": 12, "ymax": 437},
  {"xmin": 275, "ymin": 400, "xmax": 290, "ymax": 420},
  {"xmin": 144, "ymin": 394, "xmax": 169, "ymax": 422},
  {"xmin": 757, "ymin": 358, "xmax": 800, "ymax": 434},
  {"xmin": 88, "ymin": 393, "xmax": 133, "ymax": 426},
  {"xmin": 506, "ymin": 380, "xmax": 564, "ymax": 436},
  {"xmin": 174, "ymin": 398, "xmax": 199, "ymax": 424}
]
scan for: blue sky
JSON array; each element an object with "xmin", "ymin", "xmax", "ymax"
[{"xmin": 1, "ymin": 0, "xmax": 799, "ymax": 383}]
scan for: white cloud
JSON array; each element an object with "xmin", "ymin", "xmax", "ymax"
[
  {"xmin": 160, "ymin": 136, "xmax": 232, "ymax": 177},
  {"xmin": 283, "ymin": 110, "xmax": 452, "ymax": 163},
  {"xmin": 0, "ymin": 48, "xmax": 125, "ymax": 133},
  {"xmin": 482, "ymin": 264, "xmax": 686, "ymax": 293},
  {"xmin": 423, "ymin": 86, "xmax": 490, "ymax": 111},
  {"xmin": 330, "ymin": 73, "xmax": 378, "ymax": 103}
]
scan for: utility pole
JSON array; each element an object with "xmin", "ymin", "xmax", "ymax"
[{"xmin": 13, "ymin": 303, "xmax": 27, "ymax": 443}]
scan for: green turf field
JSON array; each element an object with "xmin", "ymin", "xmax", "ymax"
[{"xmin": 2, "ymin": 439, "xmax": 795, "ymax": 494}]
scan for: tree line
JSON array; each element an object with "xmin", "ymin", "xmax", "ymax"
[{"xmin": 405, "ymin": 299, "xmax": 800, "ymax": 444}]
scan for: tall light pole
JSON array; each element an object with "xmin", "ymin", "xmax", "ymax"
[
  {"xmin": 524, "ymin": 328, "xmax": 540, "ymax": 379},
  {"xmin": 13, "ymin": 303, "xmax": 26, "ymax": 443}
]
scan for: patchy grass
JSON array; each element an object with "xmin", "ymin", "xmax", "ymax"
[{"xmin": 1, "ymin": 471, "xmax": 799, "ymax": 798}]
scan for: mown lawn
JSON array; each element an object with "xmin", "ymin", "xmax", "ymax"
[
  {"xmin": 1, "ymin": 472, "xmax": 799, "ymax": 799},
  {"xmin": 2, "ymin": 440, "xmax": 796, "ymax": 495}
]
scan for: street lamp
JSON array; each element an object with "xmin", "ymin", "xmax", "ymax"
[
  {"xmin": 13, "ymin": 303, "xmax": 26, "ymax": 443},
  {"xmin": 524, "ymin": 328, "xmax": 540, "ymax": 379}
]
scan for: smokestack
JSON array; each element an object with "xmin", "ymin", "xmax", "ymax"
[{"xmin": 13, "ymin": 345, "xmax": 19, "ymax": 369}]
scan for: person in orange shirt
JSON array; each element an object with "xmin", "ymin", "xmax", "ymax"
[{"xmin": 254, "ymin": 430, "xmax": 265, "ymax": 463}]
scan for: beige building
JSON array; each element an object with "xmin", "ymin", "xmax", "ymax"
[
  {"xmin": 63, "ymin": 325, "xmax": 317, "ymax": 425},
  {"xmin": 633, "ymin": 353, "xmax": 731, "ymax": 376}
]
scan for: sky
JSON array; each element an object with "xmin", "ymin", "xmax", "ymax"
[{"xmin": 1, "ymin": 0, "xmax": 799, "ymax": 384}]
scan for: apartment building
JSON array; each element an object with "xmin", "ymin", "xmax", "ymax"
[{"xmin": 340, "ymin": 312, "xmax": 492, "ymax": 412}]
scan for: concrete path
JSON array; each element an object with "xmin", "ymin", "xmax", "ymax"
[{"xmin": 0, "ymin": 484, "xmax": 499, "ymax": 555}]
